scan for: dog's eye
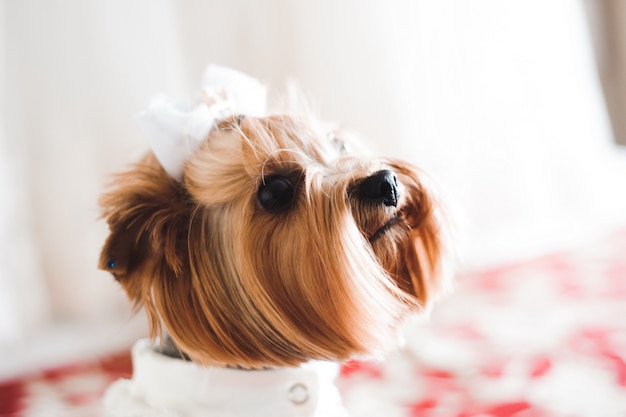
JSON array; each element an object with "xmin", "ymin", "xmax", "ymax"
[{"xmin": 258, "ymin": 176, "xmax": 295, "ymax": 213}]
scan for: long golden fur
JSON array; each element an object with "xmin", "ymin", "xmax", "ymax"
[{"xmin": 99, "ymin": 113, "xmax": 450, "ymax": 369}]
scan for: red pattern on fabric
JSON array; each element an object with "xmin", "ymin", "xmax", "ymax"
[
  {"xmin": 0, "ymin": 351, "xmax": 132, "ymax": 417},
  {"xmin": 485, "ymin": 401, "xmax": 532, "ymax": 417},
  {"xmin": 529, "ymin": 356, "xmax": 552, "ymax": 378},
  {"xmin": 340, "ymin": 360, "xmax": 384, "ymax": 380},
  {"xmin": 0, "ymin": 380, "xmax": 25, "ymax": 416}
]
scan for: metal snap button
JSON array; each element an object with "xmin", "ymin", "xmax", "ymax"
[{"xmin": 288, "ymin": 383, "xmax": 309, "ymax": 405}]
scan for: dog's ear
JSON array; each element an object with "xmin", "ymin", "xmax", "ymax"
[
  {"xmin": 391, "ymin": 163, "xmax": 451, "ymax": 310},
  {"xmin": 99, "ymin": 153, "xmax": 192, "ymax": 309}
]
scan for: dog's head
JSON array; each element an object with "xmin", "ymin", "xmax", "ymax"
[{"xmin": 100, "ymin": 111, "xmax": 450, "ymax": 368}]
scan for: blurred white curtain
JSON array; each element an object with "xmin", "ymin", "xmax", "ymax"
[
  {"xmin": 0, "ymin": 0, "xmax": 49, "ymax": 348},
  {"xmin": 1, "ymin": 0, "xmax": 190, "ymax": 353},
  {"xmin": 1, "ymin": 0, "xmax": 625, "ymax": 351}
]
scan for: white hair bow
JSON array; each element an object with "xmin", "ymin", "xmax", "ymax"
[{"xmin": 135, "ymin": 64, "xmax": 267, "ymax": 180}]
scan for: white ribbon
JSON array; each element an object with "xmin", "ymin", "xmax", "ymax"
[{"xmin": 135, "ymin": 64, "xmax": 267, "ymax": 180}]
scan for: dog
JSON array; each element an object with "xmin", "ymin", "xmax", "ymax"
[{"xmin": 99, "ymin": 65, "xmax": 450, "ymax": 417}]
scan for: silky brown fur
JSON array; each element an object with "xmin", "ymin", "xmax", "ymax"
[{"xmin": 99, "ymin": 114, "xmax": 449, "ymax": 368}]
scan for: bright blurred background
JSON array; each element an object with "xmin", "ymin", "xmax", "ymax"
[{"xmin": 1, "ymin": 0, "xmax": 626, "ymax": 414}]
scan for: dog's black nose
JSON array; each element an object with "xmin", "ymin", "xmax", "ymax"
[{"xmin": 358, "ymin": 169, "xmax": 399, "ymax": 207}]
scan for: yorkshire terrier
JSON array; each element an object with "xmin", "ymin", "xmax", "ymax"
[{"xmin": 99, "ymin": 65, "xmax": 450, "ymax": 417}]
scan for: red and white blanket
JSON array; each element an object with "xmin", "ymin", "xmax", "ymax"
[{"xmin": 2, "ymin": 230, "xmax": 625, "ymax": 417}]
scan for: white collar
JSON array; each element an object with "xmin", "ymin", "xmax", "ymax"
[{"xmin": 106, "ymin": 339, "xmax": 350, "ymax": 417}]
